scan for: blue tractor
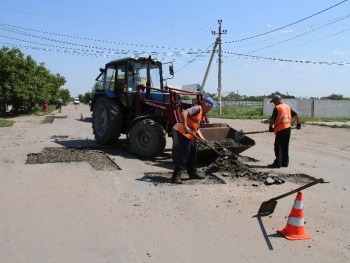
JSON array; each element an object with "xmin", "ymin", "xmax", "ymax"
[
  {"xmin": 90, "ymin": 56, "xmax": 255, "ymax": 159},
  {"xmin": 90, "ymin": 56, "xmax": 205, "ymax": 159}
]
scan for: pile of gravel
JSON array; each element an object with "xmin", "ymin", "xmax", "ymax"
[{"xmin": 200, "ymin": 153, "xmax": 285, "ymax": 185}]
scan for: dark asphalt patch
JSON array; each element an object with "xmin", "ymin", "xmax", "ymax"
[
  {"xmin": 26, "ymin": 147, "xmax": 121, "ymax": 171},
  {"xmin": 41, "ymin": 115, "xmax": 68, "ymax": 124}
]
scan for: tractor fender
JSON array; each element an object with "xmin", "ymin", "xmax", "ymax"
[{"xmin": 91, "ymin": 92, "xmax": 117, "ymax": 111}]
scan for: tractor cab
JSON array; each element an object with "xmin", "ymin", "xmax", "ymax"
[{"xmin": 95, "ymin": 56, "xmax": 170, "ymax": 93}]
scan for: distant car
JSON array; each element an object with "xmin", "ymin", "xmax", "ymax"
[{"xmin": 74, "ymin": 98, "xmax": 80, "ymax": 105}]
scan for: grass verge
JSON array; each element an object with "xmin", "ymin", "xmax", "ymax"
[
  {"xmin": 0, "ymin": 119, "xmax": 14, "ymax": 127},
  {"xmin": 208, "ymin": 105, "xmax": 350, "ymax": 129}
]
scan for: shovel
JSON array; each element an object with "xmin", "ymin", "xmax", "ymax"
[
  {"xmin": 189, "ymin": 130, "xmax": 224, "ymax": 157},
  {"xmin": 173, "ymin": 123, "xmax": 224, "ymax": 157},
  {"xmin": 257, "ymin": 178, "xmax": 324, "ymax": 216},
  {"xmin": 235, "ymin": 127, "xmax": 298, "ymax": 142},
  {"xmin": 234, "ymin": 129, "xmax": 270, "ymax": 142}
]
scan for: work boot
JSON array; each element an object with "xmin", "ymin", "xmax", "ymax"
[
  {"xmin": 267, "ymin": 162, "xmax": 281, "ymax": 168},
  {"xmin": 189, "ymin": 173, "xmax": 205, "ymax": 180},
  {"xmin": 171, "ymin": 175, "xmax": 182, "ymax": 184},
  {"xmin": 282, "ymin": 162, "xmax": 289, "ymax": 167}
]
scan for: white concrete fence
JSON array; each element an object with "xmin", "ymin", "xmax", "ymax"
[
  {"xmin": 262, "ymin": 99, "xmax": 350, "ymax": 117},
  {"xmin": 183, "ymin": 98, "xmax": 350, "ymax": 117}
]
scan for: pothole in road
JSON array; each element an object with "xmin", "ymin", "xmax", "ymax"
[
  {"xmin": 278, "ymin": 173, "xmax": 317, "ymax": 184},
  {"xmin": 25, "ymin": 147, "xmax": 317, "ymax": 186},
  {"xmin": 143, "ymin": 152, "xmax": 317, "ymax": 186},
  {"xmin": 26, "ymin": 147, "xmax": 121, "ymax": 171},
  {"xmin": 50, "ymin": 135, "xmax": 69, "ymax": 139},
  {"xmin": 41, "ymin": 115, "xmax": 68, "ymax": 124}
]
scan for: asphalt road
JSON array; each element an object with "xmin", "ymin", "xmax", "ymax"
[{"xmin": 1, "ymin": 103, "xmax": 349, "ymax": 262}]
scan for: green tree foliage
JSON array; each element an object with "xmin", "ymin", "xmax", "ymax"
[
  {"xmin": 83, "ymin": 91, "xmax": 93, "ymax": 104},
  {"xmin": 58, "ymin": 88, "xmax": 71, "ymax": 105},
  {"xmin": 328, "ymin": 93, "xmax": 347, "ymax": 100},
  {"xmin": 268, "ymin": 91, "xmax": 295, "ymax": 99},
  {"xmin": 0, "ymin": 47, "xmax": 66, "ymax": 113},
  {"xmin": 93, "ymin": 81, "xmax": 102, "ymax": 91}
]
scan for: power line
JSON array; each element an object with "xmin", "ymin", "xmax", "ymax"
[
  {"xmin": 246, "ymin": 14, "xmax": 350, "ymax": 54},
  {"xmin": 0, "ymin": 34, "xmax": 208, "ymax": 58},
  {"xmin": 267, "ymin": 26, "xmax": 350, "ymax": 55},
  {"xmin": 0, "ymin": 22, "xmax": 205, "ymax": 53},
  {"xmin": 44, "ymin": 0, "xmax": 216, "ymax": 22},
  {"xmin": 0, "ymin": 8, "xmax": 210, "ymax": 32},
  {"xmin": 223, "ymin": 51, "xmax": 350, "ymax": 66},
  {"xmin": 225, "ymin": 13, "xmax": 350, "ymax": 50},
  {"xmin": 1, "ymin": 16, "xmax": 349, "ymax": 72},
  {"xmin": 224, "ymin": 0, "xmax": 349, "ymax": 44},
  {"xmin": 174, "ymin": 43, "xmax": 214, "ymax": 73},
  {"xmin": 3, "ymin": 27, "xmax": 349, "ymax": 70}
]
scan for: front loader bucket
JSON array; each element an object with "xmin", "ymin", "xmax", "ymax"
[
  {"xmin": 197, "ymin": 123, "xmax": 255, "ymax": 159},
  {"xmin": 171, "ymin": 123, "xmax": 255, "ymax": 163}
]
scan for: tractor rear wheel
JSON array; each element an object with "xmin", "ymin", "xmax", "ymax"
[
  {"xmin": 92, "ymin": 97, "xmax": 122, "ymax": 145},
  {"xmin": 128, "ymin": 119, "xmax": 166, "ymax": 158}
]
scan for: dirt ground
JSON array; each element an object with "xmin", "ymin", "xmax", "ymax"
[{"xmin": 0, "ymin": 103, "xmax": 349, "ymax": 263}]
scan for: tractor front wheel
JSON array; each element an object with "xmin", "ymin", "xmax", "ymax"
[{"xmin": 128, "ymin": 119, "xmax": 166, "ymax": 159}]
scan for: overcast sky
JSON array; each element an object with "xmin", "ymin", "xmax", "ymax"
[{"xmin": 1, "ymin": 0, "xmax": 350, "ymax": 98}]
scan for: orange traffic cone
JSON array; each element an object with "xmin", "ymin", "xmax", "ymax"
[
  {"xmin": 80, "ymin": 113, "xmax": 84, "ymax": 121},
  {"xmin": 277, "ymin": 191, "xmax": 311, "ymax": 240}
]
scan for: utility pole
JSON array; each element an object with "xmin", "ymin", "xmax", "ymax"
[
  {"xmin": 211, "ymin": 20, "xmax": 226, "ymax": 115},
  {"xmin": 201, "ymin": 38, "xmax": 219, "ymax": 92}
]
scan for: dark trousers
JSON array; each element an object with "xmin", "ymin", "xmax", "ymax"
[
  {"xmin": 173, "ymin": 132, "xmax": 197, "ymax": 177},
  {"xmin": 274, "ymin": 128, "xmax": 291, "ymax": 165}
]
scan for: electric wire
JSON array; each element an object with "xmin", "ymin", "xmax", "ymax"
[
  {"xmin": 223, "ymin": 50, "xmax": 350, "ymax": 66},
  {"xmin": 44, "ymin": 0, "xmax": 216, "ymax": 22},
  {"xmin": 224, "ymin": 0, "xmax": 349, "ymax": 44},
  {"xmin": 1, "ymin": 2, "xmax": 349, "ymax": 73},
  {"xmin": 226, "ymin": 13, "xmax": 350, "ymax": 50},
  {"xmin": 0, "ymin": 22, "xmax": 205, "ymax": 53},
  {"xmin": 246, "ymin": 14, "xmax": 350, "ymax": 54},
  {"xmin": 0, "ymin": 34, "xmax": 207, "ymax": 58},
  {"xmin": 267, "ymin": 26, "xmax": 350, "ymax": 55},
  {"xmin": 0, "ymin": 8, "xmax": 210, "ymax": 32}
]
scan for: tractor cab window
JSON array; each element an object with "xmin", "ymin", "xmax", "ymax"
[
  {"xmin": 149, "ymin": 65, "xmax": 161, "ymax": 89},
  {"xmin": 127, "ymin": 63, "xmax": 147, "ymax": 91},
  {"xmin": 116, "ymin": 65, "xmax": 126, "ymax": 91},
  {"xmin": 103, "ymin": 65, "xmax": 127, "ymax": 92},
  {"xmin": 127, "ymin": 61, "xmax": 162, "ymax": 90},
  {"xmin": 104, "ymin": 67, "xmax": 116, "ymax": 91}
]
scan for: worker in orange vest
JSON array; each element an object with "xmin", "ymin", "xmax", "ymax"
[
  {"xmin": 171, "ymin": 97, "xmax": 214, "ymax": 184},
  {"xmin": 268, "ymin": 95, "xmax": 301, "ymax": 168}
]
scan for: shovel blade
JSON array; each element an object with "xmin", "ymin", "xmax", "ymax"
[
  {"xmin": 257, "ymin": 199, "xmax": 278, "ymax": 216},
  {"xmin": 234, "ymin": 130, "xmax": 245, "ymax": 142}
]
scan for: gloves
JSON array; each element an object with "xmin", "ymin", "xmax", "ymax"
[
  {"xmin": 269, "ymin": 126, "xmax": 274, "ymax": 133},
  {"xmin": 296, "ymin": 123, "xmax": 301, "ymax": 130},
  {"xmin": 184, "ymin": 126, "xmax": 191, "ymax": 134}
]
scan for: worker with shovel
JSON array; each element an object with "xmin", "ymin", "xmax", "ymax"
[
  {"xmin": 268, "ymin": 95, "xmax": 301, "ymax": 168},
  {"xmin": 171, "ymin": 97, "xmax": 214, "ymax": 184}
]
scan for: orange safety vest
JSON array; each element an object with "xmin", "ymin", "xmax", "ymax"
[
  {"xmin": 274, "ymin": 104, "xmax": 292, "ymax": 133},
  {"xmin": 177, "ymin": 106, "xmax": 203, "ymax": 141}
]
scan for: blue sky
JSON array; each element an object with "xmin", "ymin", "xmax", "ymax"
[{"xmin": 1, "ymin": 0, "xmax": 350, "ymax": 98}]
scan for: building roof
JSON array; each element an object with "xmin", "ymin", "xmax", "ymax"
[{"xmin": 181, "ymin": 84, "xmax": 201, "ymax": 93}]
